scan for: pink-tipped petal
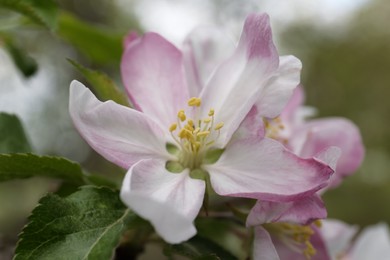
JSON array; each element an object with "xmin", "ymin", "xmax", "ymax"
[
  {"xmin": 69, "ymin": 80, "xmax": 170, "ymax": 169},
  {"xmin": 121, "ymin": 33, "xmax": 189, "ymax": 128},
  {"xmin": 123, "ymin": 31, "xmax": 139, "ymax": 50},
  {"xmin": 120, "ymin": 159, "xmax": 205, "ymax": 244},
  {"xmin": 199, "ymin": 13, "xmax": 279, "ymax": 147},
  {"xmin": 247, "ymin": 194, "xmax": 326, "ymax": 227},
  {"xmin": 256, "ymin": 55, "xmax": 302, "ymax": 119},
  {"xmin": 183, "ymin": 26, "xmax": 235, "ymax": 96},
  {"xmin": 204, "ymin": 138, "xmax": 333, "ymax": 202},
  {"xmin": 314, "ymin": 147, "xmax": 341, "ymax": 171},
  {"xmin": 280, "ymin": 85, "xmax": 305, "ymax": 122},
  {"xmin": 253, "ymin": 226, "xmax": 280, "ymax": 260},
  {"xmin": 297, "ymin": 118, "xmax": 364, "ymax": 188},
  {"xmin": 231, "ymin": 105, "xmax": 265, "ymax": 142}
]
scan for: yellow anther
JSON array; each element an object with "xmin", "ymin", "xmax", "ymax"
[
  {"xmin": 314, "ymin": 220, "xmax": 322, "ymax": 228},
  {"xmin": 188, "ymin": 97, "xmax": 202, "ymax": 107},
  {"xmin": 178, "ymin": 128, "xmax": 191, "ymax": 139},
  {"xmin": 169, "ymin": 123, "xmax": 177, "ymax": 132},
  {"xmin": 208, "ymin": 109, "xmax": 214, "ymax": 116},
  {"xmin": 187, "ymin": 119, "xmax": 194, "ymax": 127},
  {"xmin": 194, "ymin": 127, "xmax": 200, "ymax": 134},
  {"xmin": 197, "ymin": 131, "xmax": 210, "ymax": 137},
  {"xmin": 303, "ymin": 241, "xmax": 316, "ymax": 259},
  {"xmin": 184, "ymin": 124, "xmax": 194, "ymax": 132},
  {"xmin": 203, "ymin": 117, "xmax": 212, "ymax": 123},
  {"xmin": 178, "ymin": 110, "xmax": 186, "ymax": 121},
  {"xmin": 214, "ymin": 122, "xmax": 224, "ymax": 130}
]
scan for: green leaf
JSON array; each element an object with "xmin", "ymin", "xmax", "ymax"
[
  {"xmin": 14, "ymin": 186, "xmax": 136, "ymax": 260},
  {"xmin": 0, "ymin": 0, "xmax": 58, "ymax": 30},
  {"xmin": 0, "ymin": 153, "xmax": 84, "ymax": 184},
  {"xmin": 165, "ymin": 236, "xmax": 237, "ymax": 260},
  {"xmin": 3, "ymin": 37, "xmax": 38, "ymax": 77},
  {"xmin": 58, "ymin": 12, "xmax": 123, "ymax": 65},
  {"xmin": 68, "ymin": 59, "xmax": 129, "ymax": 106},
  {"xmin": 196, "ymin": 218, "xmax": 247, "ymax": 259},
  {"xmin": 0, "ymin": 113, "xmax": 31, "ymax": 153}
]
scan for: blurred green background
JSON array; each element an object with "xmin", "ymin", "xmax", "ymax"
[{"xmin": 0, "ymin": 0, "xmax": 389, "ymax": 258}]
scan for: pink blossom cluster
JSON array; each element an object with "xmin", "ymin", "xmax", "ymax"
[{"xmin": 68, "ymin": 13, "xmax": 377, "ymax": 259}]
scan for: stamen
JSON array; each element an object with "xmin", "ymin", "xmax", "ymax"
[
  {"xmin": 169, "ymin": 123, "xmax": 177, "ymax": 132},
  {"xmin": 168, "ymin": 103, "xmax": 225, "ymax": 170},
  {"xmin": 214, "ymin": 122, "xmax": 224, "ymax": 130},
  {"xmin": 203, "ymin": 118, "xmax": 212, "ymax": 123},
  {"xmin": 208, "ymin": 109, "xmax": 214, "ymax": 116},
  {"xmin": 178, "ymin": 128, "xmax": 191, "ymax": 139},
  {"xmin": 197, "ymin": 131, "xmax": 210, "ymax": 137},
  {"xmin": 314, "ymin": 220, "xmax": 322, "ymax": 228},
  {"xmin": 187, "ymin": 119, "xmax": 194, "ymax": 128},
  {"xmin": 178, "ymin": 109, "xmax": 186, "ymax": 122},
  {"xmin": 303, "ymin": 241, "xmax": 316, "ymax": 259},
  {"xmin": 188, "ymin": 97, "xmax": 202, "ymax": 107},
  {"xmin": 265, "ymin": 223, "xmax": 317, "ymax": 259}
]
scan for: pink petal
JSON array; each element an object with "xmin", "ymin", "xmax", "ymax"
[
  {"xmin": 121, "ymin": 33, "xmax": 189, "ymax": 128},
  {"xmin": 204, "ymin": 137, "xmax": 333, "ymax": 202},
  {"xmin": 280, "ymin": 85, "xmax": 306, "ymax": 125},
  {"xmin": 296, "ymin": 118, "xmax": 364, "ymax": 188},
  {"xmin": 314, "ymin": 147, "xmax": 341, "ymax": 172},
  {"xmin": 120, "ymin": 159, "xmax": 205, "ymax": 244},
  {"xmin": 183, "ymin": 26, "xmax": 235, "ymax": 96},
  {"xmin": 231, "ymin": 105, "xmax": 265, "ymax": 142},
  {"xmin": 199, "ymin": 13, "xmax": 279, "ymax": 147},
  {"xmin": 253, "ymin": 226, "xmax": 280, "ymax": 260},
  {"xmin": 247, "ymin": 194, "xmax": 326, "ymax": 227},
  {"xmin": 69, "ymin": 80, "xmax": 170, "ymax": 169},
  {"xmin": 123, "ymin": 31, "xmax": 139, "ymax": 50},
  {"xmin": 256, "ymin": 55, "xmax": 302, "ymax": 119}
]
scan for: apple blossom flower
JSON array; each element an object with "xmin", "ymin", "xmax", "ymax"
[
  {"xmin": 249, "ymin": 219, "xmax": 390, "ymax": 260},
  {"xmin": 245, "ymin": 87, "xmax": 364, "ymax": 259},
  {"xmin": 247, "ymin": 192, "xmax": 332, "ymax": 259},
  {"xmin": 69, "ymin": 13, "xmax": 333, "ymax": 244},
  {"xmin": 264, "ymin": 86, "xmax": 365, "ymax": 189},
  {"xmin": 184, "ymin": 21, "xmax": 364, "ymax": 190}
]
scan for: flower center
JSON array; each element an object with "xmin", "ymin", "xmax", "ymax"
[
  {"xmin": 167, "ymin": 97, "xmax": 224, "ymax": 170},
  {"xmin": 264, "ymin": 220, "xmax": 322, "ymax": 259}
]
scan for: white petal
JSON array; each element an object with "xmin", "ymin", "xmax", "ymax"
[
  {"xmin": 69, "ymin": 80, "xmax": 170, "ymax": 169},
  {"xmin": 253, "ymin": 226, "xmax": 280, "ymax": 260},
  {"xmin": 349, "ymin": 223, "xmax": 390, "ymax": 260},
  {"xmin": 204, "ymin": 138, "xmax": 332, "ymax": 202},
  {"xmin": 199, "ymin": 13, "xmax": 279, "ymax": 147},
  {"xmin": 320, "ymin": 219, "xmax": 358, "ymax": 259},
  {"xmin": 256, "ymin": 55, "xmax": 302, "ymax": 118},
  {"xmin": 183, "ymin": 26, "xmax": 235, "ymax": 96},
  {"xmin": 120, "ymin": 159, "xmax": 205, "ymax": 244}
]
